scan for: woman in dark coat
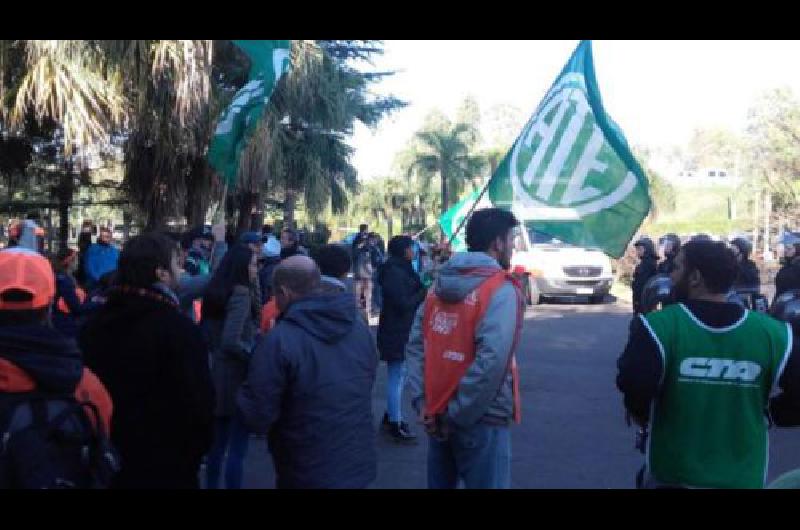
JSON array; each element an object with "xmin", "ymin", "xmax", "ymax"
[
  {"xmin": 201, "ymin": 244, "xmax": 259, "ymax": 489},
  {"xmin": 376, "ymin": 235, "xmax": 427, "ymax": 443}
]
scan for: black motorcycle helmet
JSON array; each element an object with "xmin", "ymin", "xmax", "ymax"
[
  {"xmin": 770, "ymin": 290, "xmax": 800, "ymax": 325},
  {"xmin": 634, "ymin": 236, "xmax": 656, "ymax": 258},
  {"xmin": 640, "ymin": 274, "xmax": 674, "ymax": 313},
  {"xmin": 658, "ymin": 233, "xmax": 682, "ymax": 258},
  {"xmin": 730, "ymin": 237, "xmax": 753, "ymax": 260}
]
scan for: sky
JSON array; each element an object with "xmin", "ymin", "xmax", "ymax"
[{"xmin": 349, "ymin": 40, "xmax": 800, "ymax": 179}]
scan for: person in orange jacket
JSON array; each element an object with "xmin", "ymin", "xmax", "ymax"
[{"xmin": 0, "ymin": 247, "xmax": 114, "ymax": 488}]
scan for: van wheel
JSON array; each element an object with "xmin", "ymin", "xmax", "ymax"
[{"xmin": 526, "ymin": 277, "xmax": 541, "ymax": 306}]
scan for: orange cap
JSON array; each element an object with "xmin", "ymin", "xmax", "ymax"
[{"xmin": 0, "ymin": 248, "xmax": 55, "ymax": 310}]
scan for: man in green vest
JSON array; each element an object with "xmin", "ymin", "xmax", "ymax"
[{"xmin": 617, "ymin": 239, "xmax": 800, "ymax": 488}]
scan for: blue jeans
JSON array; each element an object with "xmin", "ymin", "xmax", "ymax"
[
  {"xmin": 386, "ymin": 360, "xmax": 406, "ymax": 423},
  {"xmin": 206, "ymin": 416, "xmax": 250, "ymax": 489},
  {"xmin": 427, "ymin": 423, "xmax": 511, "ymax": 489}
]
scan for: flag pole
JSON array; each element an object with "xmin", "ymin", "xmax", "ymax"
[{"xmin": 446, "ymin": 176, "xmax": 492, "ymax": 248}]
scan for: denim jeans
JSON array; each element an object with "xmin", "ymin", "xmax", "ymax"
[
  {"xmin": 206, "ymin": 416, "xmax": 251, "ymax": 489},
  {"xmin": 386, "ymin": 360, "xmax": 406, "ymax": 423},
  {"xmin": 427, "ymin": 422, "xmax": 511, "ymax": 489}
]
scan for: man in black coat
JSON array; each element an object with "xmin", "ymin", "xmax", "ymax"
[
  {"xmin": 775, "ymin": 243, "xmax": 800, "ymax": 302},
  {"xmin": 79, "ymin": 233, "xmax": 215, "ymax": 489},
  {"xmin": 237, "ymin": 255, "xmax": 377, "ymax": 489},
  {"xmin": 376, "ymin": 235, "xmax": 427, "ymax": 443},
  {"xmin": 631, "ymin": 237, "xmax": 659, "ymax": 314},
  {"xmin": 730, "ymin": 237, "xmax": 760, "ymax": 290}
]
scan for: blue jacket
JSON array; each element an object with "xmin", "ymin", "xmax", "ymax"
[
  {"xmin": 237, "ymin": 292, "xmax": 377, "ymax": 489},
  {"xmin": 84, "ymin": 243, "xmax": 120, "ymax": 286}
]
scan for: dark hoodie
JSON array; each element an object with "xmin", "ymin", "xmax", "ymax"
[
  {"xmin": 79, "ymin": 286, "xmax": 214, "ymax": 489},
  {"xmin": 632, "ymin": 239, "xmax": 659, "ymax": 313},
  {"xmin": 237, "ymin": 291, "xmax": 377, "ymax": 489},
  {"xmin": 0, "ymin": 325, "xmax": 82, "ymax": 394}
]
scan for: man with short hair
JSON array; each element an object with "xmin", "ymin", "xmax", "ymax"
[
  {"xmin": 279, "ymin": 228, "xmax": 307, "ymax": 259},
  {"xmin": 181, "ymin": 226, "xmax": 215, "ymax": 277},
  {"xmin": 237, "ymin": 255, "xmax": 378, "ymax": 489},
  {"xmin": 405, "ymin": 208, "xmax": 525, "ymax": 489},
  {"xmin": 79, "ymin": 233, "xmax": 215, "ymax": 489},
  {"xmin": 617, "ymin": 239, "xmax": 800, "ymax": 489},
  {"xmin": 84, "ymin": 226, "xmax": 120, "ymax": 290},
  {"xmin": 313, "ymin": 243, "xmax": 354, "ymax": 294}
]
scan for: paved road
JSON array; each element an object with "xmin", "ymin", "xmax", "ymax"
[{"xmin": 237, "ymin": 295, "xmax": 800, "ymax": 489}]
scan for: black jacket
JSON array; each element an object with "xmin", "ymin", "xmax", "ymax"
[
  {"xmin": 775, "ymin": 258, "xmax": 800, "ymax": 302},
  {"xmin": 656, "ymin": 255, "xmax": 676, "ymax": 275},
  {"xmin": 631, "ymin": 241, "xmax": 659, "ymax": 313},
  {"xmin": 616, "ymin": 300, "xmax": 800, "ymax": 426},
  {"xmin": 376, "ymin": 257, "xmax": 426, "ymax": 362},
  {"xmin": 237, "ymin": 292, "xmax": 377, "ymax": 489},
  {"xmin": 78, "ymin": 286, "xmax": 215, "ymax": 489},
  {"xmin": 735, "ymin": 259, "xmax": 761, "ymax": 289}
]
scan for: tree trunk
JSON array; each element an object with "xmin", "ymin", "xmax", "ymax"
[
  {"xmin": 440, "ymin": 168, "xmax": 448, "ymax": 215},
  {"xmin": 387, "ymin": 214, "xmax": 394, "ymax": 240},
  {"xmin": 236, "ymin": 191, "xmax": 257, "ymax": 236},
  {"xmin": 56, "ymin": 167, "xmax": 73, "ymax": 253},
  {"xmin": 185, "ymin": 158, "xmax": 214, "ymax": 228},
  {"xmin": 250, "ymin": 191, "xmax": 264, "ymax": 233},
  {"xmin": 283, "ymin": 189, "xmax": 297, "ymax": 229}
]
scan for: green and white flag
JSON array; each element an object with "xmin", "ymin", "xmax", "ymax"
[
  {"xmin": 488, "ymin": 40, "xmax": 650, "ymax": 258},
  {"xmin": 208, "ymin": 40, "xmax": 291, "ymax": 185},
  {"xmin": 439, "ymin": 189, "xmax": 493, "ymax": 252}
]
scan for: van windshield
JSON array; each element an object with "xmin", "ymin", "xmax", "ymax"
[{"xmin": 527, "ymin": 227, "xmax": 572, "ymax": 247}]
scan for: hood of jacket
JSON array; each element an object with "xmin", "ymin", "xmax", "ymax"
[
  {"xmin": 0, "ymin": 324, "xmax": 82, "ymax": 393},
  {"xmin": 319, "ymin": 275, "xmax": 347, "ymax": 294},
  {"xmin": 281, "ymin": 292, "xmax": 356, "ymax": 344},
  {"xmin": 433, "ymin": 252, "xmax": 502, "ymax": 304}
]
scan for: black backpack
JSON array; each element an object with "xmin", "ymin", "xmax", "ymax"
[{"xmin": 0, "ymin": 392, "xmax": 120, "ymax": 489}]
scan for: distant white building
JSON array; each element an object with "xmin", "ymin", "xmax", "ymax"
[{"xmin": 667, "ymin": 167, "xmax": 741, "ymax": 188}]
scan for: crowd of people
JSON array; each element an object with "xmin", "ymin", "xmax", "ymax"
[
  {"xmin": 0, "ymin": 210, "xmax": 474, "ymax": 489},
  {"xmin": 3, "ymin": 211, "xmax": 800, "ymax": 490}
]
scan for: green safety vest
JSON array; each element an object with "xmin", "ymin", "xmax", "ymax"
[{"xmin": 641, "ymin": 303, "xmax": 792, "ymax": 488}]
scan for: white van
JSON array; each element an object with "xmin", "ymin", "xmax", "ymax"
[{"xmin": 511, "ymin": 223, "xmax": 614, "ymax": 305}]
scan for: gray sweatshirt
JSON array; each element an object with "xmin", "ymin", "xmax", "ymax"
[{"xmin": 405, "ymin": 252, "xmax": 522, "ymax": 428}]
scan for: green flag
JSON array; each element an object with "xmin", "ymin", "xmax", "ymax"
[
  {"xmin": 208, "ymin": 40, "xmax": 291, "ymax": 185},
  {"xmin": 488, "ymin": 40, "xmax": 650, "ymax": 258},
  {"xmin": 439, "ymin": 189, "xmax": 493, "ymax": 252}
]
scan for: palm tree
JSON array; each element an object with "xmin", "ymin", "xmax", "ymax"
[
  {"xmin": 240, "ymin": 40, "xmax": 402, "ymax": 231},
  {"xmin": 408, "ymin": 122, "xmax": 486, "ymax": 215},
  {"xmin": 0, "ymin": 40, "xmax": 129, "ymax": 249}
]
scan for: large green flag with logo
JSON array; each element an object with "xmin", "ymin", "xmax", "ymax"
[
  {"xmin": 208, "ymin": 40, "xmax": 291, "ymax": 185},
  {"xmin": 440, "ymin": 189, "xmax": 493, "ymax": 252},
  {"xmin": 488, "ymin": 40, "xmax": 650, "ymax": 258}
]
